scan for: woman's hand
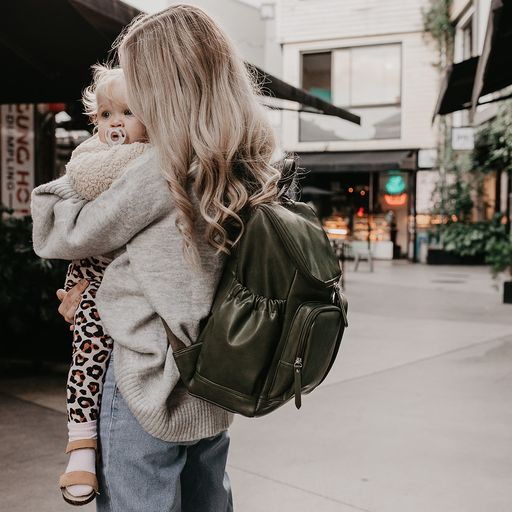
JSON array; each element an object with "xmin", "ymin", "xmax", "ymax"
[{"xmin": 56, "ymin": 279, "xmax": 89, "ymax": 329}]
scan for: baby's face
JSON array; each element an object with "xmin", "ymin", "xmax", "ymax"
[{"xmin": 96, "ymin": 79, "xmax": 146, "ymax": 145}]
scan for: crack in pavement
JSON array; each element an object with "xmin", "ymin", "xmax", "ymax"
[
  {"xmin": 320, "ymin": 333, "xmax": 512, "ymax": 390},
  {"xmin": 227, "ymin": 463, "xmax": 374, "ymax": 512}
]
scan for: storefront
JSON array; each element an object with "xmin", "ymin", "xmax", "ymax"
[
  {"xmin": 433, "ymin": 0, "xmax": 512, "ymax": 232},
  {"xmin": 297, "ymin": 150, "xmax": 418, "ymax": 260}
]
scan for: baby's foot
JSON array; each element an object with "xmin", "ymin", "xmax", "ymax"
[{"xmin": 64, "ymin": 447, "xmax": 96, "ymax": 497}]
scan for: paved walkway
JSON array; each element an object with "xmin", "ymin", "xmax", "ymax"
[{"xmin": 1, "ymin": 262, "xmax": 511, "ymax": 511}]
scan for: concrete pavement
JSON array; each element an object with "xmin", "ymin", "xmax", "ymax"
[{"xmin": 1, "ymin": 262, "xmax": 511, "ymax": 511}]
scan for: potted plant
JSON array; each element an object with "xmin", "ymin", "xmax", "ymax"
[{"xmin": 486, "ymin": 238, "xmax": 512, "ymax": 303}]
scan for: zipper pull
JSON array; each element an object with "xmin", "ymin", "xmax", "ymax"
[
  {"xmin": 331, "ymin": 281, "xmax": 340, "ymax": 304},
  {"xmin": 294, "ymin": 357, "xmax": 303, "ymax": 409},
  {"xmin": 340, "ymin": 301, "xmax": 348, "ymax": 328},
  {"xmin": 332, "ymin": 282, "xmax": 348, "ymax": 327}
]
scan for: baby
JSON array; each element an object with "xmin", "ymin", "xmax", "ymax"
[{"xmin": 58, "ymin": 65, "xmax": 149, "ymax": 506}]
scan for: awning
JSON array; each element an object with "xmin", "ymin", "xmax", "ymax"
[
  {"xmin": 471, "ymin": 0, "xmax": 512, "ymax": 111},
  {"xmin": 248, "ymin": 65, "xmax": 360, "ymax": 125},
  {"xmin": 297, "ymin": 150, "xmax": 417, "ymax": 173},
  {"xmin": 301, "ymin": 186, "xmax": 334, "ymax": 196},
  {"xmin": 433, "ymin": 57, "xmax": 479, "ymax": 116},
  {"xmin": 433, "ymin": 0, "xmax": 512, "ymax": 116},
  {"xmin": 1, "ymin": 0, "xmax": 140, "ymax": 104},
  {"xmin": 1, "ymin": 0, "xmax": 359, "ymax": 124}
]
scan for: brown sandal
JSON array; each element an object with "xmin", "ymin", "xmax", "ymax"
[{"xmin": 59, "ymin": 439, "xmax": 99, "ymax": 506}]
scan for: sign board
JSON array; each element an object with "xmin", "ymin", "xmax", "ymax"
[
  {"xmin": 452, "ymin": 127, "xmax": 474, "ymax": 150},
  {"xmin": 1, "ymin": 104, "xmax": 35, "ymax": 217},
  {"xmin": 418, "ymin": 148, "xmax": 437, "ymax": 169}
]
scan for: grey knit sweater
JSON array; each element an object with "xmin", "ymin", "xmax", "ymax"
[{"xmin": 31, "ymin": 147, "xmax": 233, "ymax": 442}]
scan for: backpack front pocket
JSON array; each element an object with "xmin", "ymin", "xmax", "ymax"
[
  {"xmin": 268, "ymin": 302, "xmax": 343, "ymax": 402},
  {"xmin": 195, "ymin": 278, "xmax": 286, "ymax": 397}
]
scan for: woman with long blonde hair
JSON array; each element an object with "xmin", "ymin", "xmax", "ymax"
[
  {"xmin": 119, "ymin": 4, "xmax": 281, "ymax": 266},
  {"xmin": 31, "ymin": 4, "xmax": 281, "ymax": 510}
]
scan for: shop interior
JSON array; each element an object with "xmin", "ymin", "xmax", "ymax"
[{"xmin": 300, "ymin": 170, "xmax": 412, "ymax": 259}]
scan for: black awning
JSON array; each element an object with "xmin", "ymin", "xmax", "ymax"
[
  {"xmin": 0, "ymin": 0, "xmax": 360, "ymax": 126},
  {"xmin": 301, "ymin": 186, "xmax": 334, "ymax": 196},
  {"xmin": 472, "ymin": 0, "xmax": 512, "ymax": 109},
  {"xmin": 248, "ymin": 65, "xmax": 360, "ymax": 125},
  {"xmin": 433, "ymin": 57, "xmax": 479, "ymax": 116},
  {"xmin": 297, "ymin": 150, "xmax": 417, "ymax": 173},
  {"xmin": 1, "ymin": 0, "xmax": 140, "ymax": 104}
]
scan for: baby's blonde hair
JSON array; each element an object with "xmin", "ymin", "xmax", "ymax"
[
  {"xmin": 82, "ymin": 64, "xmax": 124, "ymax": 119},
  {"xmin": 116, "ymin": 5, "xmax": 281, "ymax": 268}
]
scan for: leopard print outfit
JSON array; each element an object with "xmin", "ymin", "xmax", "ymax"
[{"xmin": 64, "ymin": 255, "xmax": 113, "ymax": 423}]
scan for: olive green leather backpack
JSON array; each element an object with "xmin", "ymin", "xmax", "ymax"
[{"xmin": 173, "ymin": 160, "xmax": 348, "ymax": 417}]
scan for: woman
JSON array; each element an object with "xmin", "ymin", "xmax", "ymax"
[{"xmin": 32, "ymin": 5, "xmax": 281, "ymax": 511}]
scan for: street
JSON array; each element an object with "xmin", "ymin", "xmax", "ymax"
[{"xmin": 1, "ymin": 262, "xmax": 511, "ymax": 512}]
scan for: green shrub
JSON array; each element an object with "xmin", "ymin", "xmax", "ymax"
[
  {"xmin": 486, "ymin": 239, "xmax": 512, "ymax": 278},
  {"xmin": 0, "ymin": 205, "xmax": 70, "ymax": 360},
  {"xmin": 441, "ymin": 215, "xmax": 508, "ymax": 258}
]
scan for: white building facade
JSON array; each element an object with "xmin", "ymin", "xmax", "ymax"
[
  {"xmin": 126, "ymin": 0, "xmax": 272, "ymax": 70},
  {"xmin": 274, "ymin": 0, "xmax": 441, "ymax": 260}
]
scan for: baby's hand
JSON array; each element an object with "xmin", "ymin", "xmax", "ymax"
[{"xmin": 56, "ymin": 279, "xmax": 90, "ymax": 327}]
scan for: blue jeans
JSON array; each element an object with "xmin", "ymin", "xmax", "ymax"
[{"xmin": 96, "ymin": 359, "xmax": 233, "ymax": 512}]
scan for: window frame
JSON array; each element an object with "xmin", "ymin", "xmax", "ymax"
[
  {"xmin": 300, "ymin": 42, "xmax": 403, "ymax": 110},
  {"xmin": 299, "ymin": 42, "xmax": 403, "ymax": 142}
]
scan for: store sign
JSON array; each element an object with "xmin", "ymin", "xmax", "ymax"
[
  {"xmin": 385, "ymin": 175, "xmax": 406, "ymax": 195},
  {"xmin": 452, "ymin": 127, "xmax": 474, "ymax": 150},
  {"xmin": 1, "ymin": 104, "xmax": 35, "ymax": 217},
  {"xmin": 418, "ymin": 148, "xmax": 437, "ymax": 169},
  {"xmin": 382, "ymin": 172, "xmax": 408, "ymax": 207},
  {"xmin": 384, "ymin": 193, "xmax": 407, "ymax": 206}
]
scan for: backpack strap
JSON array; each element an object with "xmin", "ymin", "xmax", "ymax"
[{"xmin": 277, "ymin": 158, "xmax": 296, "ymax": 198}]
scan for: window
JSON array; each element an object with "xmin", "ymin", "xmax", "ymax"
[
  {"xmin": 462, "ymin": 21, "xmax": 473, "ymax": 60},
  {"xmin": 347, "ymin": 45, "xmax": 401, "ymax": 106},
  {"xmin": 300, "ymin": 44, "xmax": 402, "ymax": 142},
  {"xmin": 454, "ymin": 12, "xmax": 474, "ymax": 63},
  {"xmin": 302, "ymin": 52, "xmax": 332, "ymax": 102},
  {"xmin": 453, "ymin": 15, "xmax": 474, "ymax": 126}
]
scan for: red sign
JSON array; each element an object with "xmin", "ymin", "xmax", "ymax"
[{"xmin": 384, "ymin": 193, "xmax": 407, "ymax": 206}]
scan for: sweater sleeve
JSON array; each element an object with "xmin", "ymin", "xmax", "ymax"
[{"xmin": 31, "ymin": 151, "xmax": 173, "ymax": 260}]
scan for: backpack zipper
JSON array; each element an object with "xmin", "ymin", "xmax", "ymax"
[
  {"xmin": 331, "ymin": 281, "xmax": 348, "ymax": 327},
  {"xmin": 292, "ymin": 301, "xmax": 347, "ymax": 409},
  {"xmin": 294, "ymin": 357, "xmax": 303, "ymax": 409},
  {"xmin": 293, "ymin": 304, "xmax": 328, "ymax": 409}
]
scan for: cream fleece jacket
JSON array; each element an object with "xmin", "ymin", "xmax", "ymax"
[
  {"xmin": 31, "ymin": 147, "xmax": 233, "ymax": 442},
  {"xmin": 66, "ymin": 134, "xmax": 150, "ymax": 200}
]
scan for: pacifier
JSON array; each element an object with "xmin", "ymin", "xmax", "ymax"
[{"xmin": 106, "ymin": 127, "xmax": 127, "ymax": 146}]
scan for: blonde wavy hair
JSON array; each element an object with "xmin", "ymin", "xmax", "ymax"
[{"xmin": 116, "ymin": 5, "xmax": 281, "ymax": 267}]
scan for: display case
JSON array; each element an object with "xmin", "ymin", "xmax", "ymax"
[
  {"xmin": 351, "ymin": 214, "xmax": 393, "ymax": 260},
  {"xmin": 322, "ymin": 215, "xmax": 349, "ymax": 240},
  {"xmin": 352, "ymin": 214, "xmax": 391, "ymax": 242}
]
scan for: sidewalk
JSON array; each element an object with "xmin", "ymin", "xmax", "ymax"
[{"xmin": 2, "ymin": 262, "xmax": 512, "ymax": 512}]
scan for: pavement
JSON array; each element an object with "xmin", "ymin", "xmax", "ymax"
[{"xmin": 1, "ymin": 261, "xmax": 511, "ymax": 512}]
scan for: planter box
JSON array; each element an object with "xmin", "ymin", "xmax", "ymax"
[
  {"xmin": 504, "ymin": 281, "xmax": 512, "ymax": 304},
  {"xmin": 427, "ymin": 248, "xmax": 486, "ymax": 265}
]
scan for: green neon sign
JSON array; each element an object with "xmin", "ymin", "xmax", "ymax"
[{"xmin": 385, "ymin": 175, "xmax": 406, "ymax": 195}]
